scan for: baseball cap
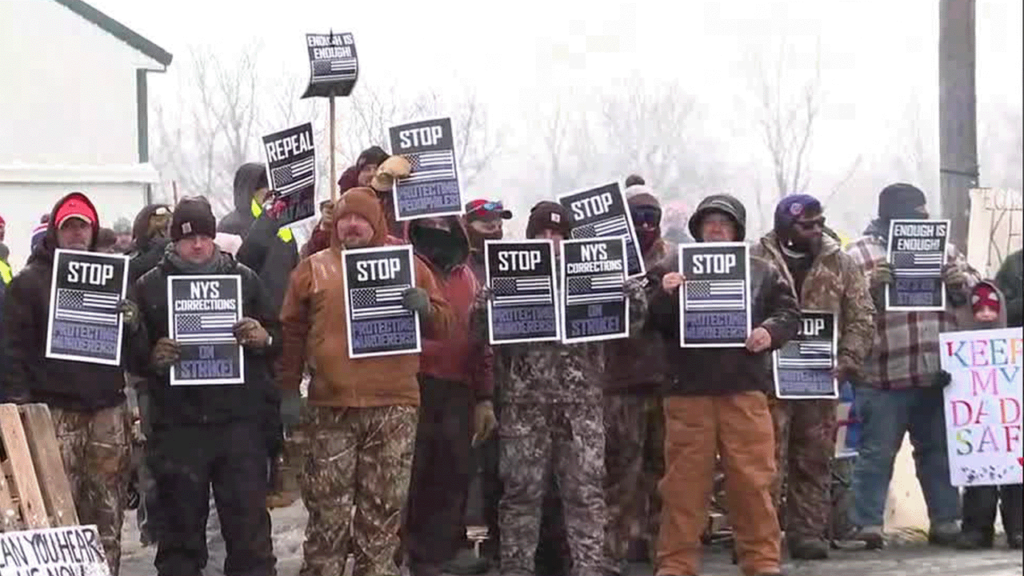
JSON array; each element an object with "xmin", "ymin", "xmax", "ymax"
[
  {"xmin": 55, "ymin": 195, "xmax": 97, "ymax": 228},
  {"xmin": 465, "ymin": 199, "xmax": 513, "ymax": 220}
]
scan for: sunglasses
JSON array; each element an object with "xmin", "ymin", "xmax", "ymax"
[
  {"xmin": 794, "ymin": 216, "xmax": 826, "ymax": 231},
  {"xmin": 631, "ymin": 207, "xmax": 662, "ymax": 227},
  {"xmin": 469, "ymin": 201, "xmax": 505, "ymax": 215}
]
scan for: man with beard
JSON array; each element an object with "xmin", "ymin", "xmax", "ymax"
[
  {"xmin": 403, "ymin": 215, "xmax": 496, "ymax": 576},
  {"xmin": 750, "ymin": 195, "xmax": 874, "ymax": 560},
  {"xmin": 4, "ymin": 193, "xmax": 135, "ymax": 575},
  {"xmin": 602, "ymin": 181, "xmax": 674, "ymax": 575},
  {"xmin": 463, "ymin": 199, "xmax": 514, "ymax": 282},
  {"xmin": 129, "ymin": 198, "xmax": 278, "ymax": 576},
  {"xmin": 845, "ymin": 183, "xmax": 976, "ymax": 548}
]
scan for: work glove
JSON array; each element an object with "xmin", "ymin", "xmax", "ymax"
[
  {"xmin": 941, "ymin": 263, "xmax": 967, "ymax": 289},
  {"xmin": 262, "ymin": 195, "xmax": 288, "ymax": 220},
  {"xmin": 234, "ymin": 318, "xmax": 270, "ymax": 349},
  {"xmin": 370, "ymin": 156, "xmax": 412, "ymax": 191},
  {"xmin": 320, "ymin": 200, "xmax": 336, "ymax": 232},
  {"xmin": 870, "ymin": 262, "xmax": 894, "ymax": 290},
  {"xmin": 472, "ymin": 400, "xmax": 498, "ymax": 448},
  {"xmin": 933, "ymin": 370, "xmax": 953, "ymax": 388},
  {"xmin": 401, "ymin": 287, "xmax": 431, "ymax": 315},
  {"xmin": 118, "ymin": 299, "xmax": 142, "ymax": 333},
  {"xmin": 151, "ymin": 338, "xmax": 181, "ymax": 373}
]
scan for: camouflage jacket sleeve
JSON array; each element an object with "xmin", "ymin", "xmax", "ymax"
[
  {"xmin": 625, "ymin": 276, "xmax": 649, "ymax": 336},
  {"xmin": 836, "ymin": 252, "xmax": 875, "ymax": 367},
  {"xmin": 758, "ymin": 261, "xmax": 801, "ymax": 351}
]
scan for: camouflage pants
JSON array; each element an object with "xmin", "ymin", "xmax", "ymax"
[
  {"xmin": 500, "ymin": 402, "xmax": 605, "ymax": 576},
  {"xmin": 769, "ymin": 398, "xmax": 836, "ymax": 541},
  {"xmin": 51, "ymin": 403, "xmax": 131, "ymax": 576},
  {"xmin": 603, "ymin": 394, "xmax": 664, "ymax": 575},
  {"xmin": 299, "ymin": 405, "xmax": 417, "ymax": 576}
]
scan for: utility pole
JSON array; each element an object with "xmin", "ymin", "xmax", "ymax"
[{"xmin": 939, "ymin": 0, "xmax": 979, "ymax": 250}]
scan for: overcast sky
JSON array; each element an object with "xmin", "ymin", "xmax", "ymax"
[{"xmin": 87, "ymin": 0, "xmax": 1023, "ymax": 231}]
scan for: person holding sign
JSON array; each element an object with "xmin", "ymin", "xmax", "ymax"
[
  {"xmin": 475, "ymin": 201, "xmax": 646, "ymax": 576},
  {"xmin": 2, "ymin": 192, "xmax": 136, "ymax": 576},
  {"xmin": 278, "ymin": 187, "xmax": 452, "ymax": 576},
  {"xmin": 845, "ymin": 183, "xmax": 977, "ymax": 549},
  {"xmin": 941, "ymin": 281, "xmax": 1022, "ymax": 551},
  {"xmin": 403, "ymin": 215, "xmax": 496, "ymax": 576},
  {"xmin": 751, "ymin": 194, "xmax": 875, "ymax": 560},
  {"xmin": 650, "ymin": 194, "xmax": 799, "ymax": 576},
  {"xmin": 128, "ymin": 198, "xmax": 280, "ymax": 576}
]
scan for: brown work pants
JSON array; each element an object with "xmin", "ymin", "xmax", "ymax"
[{"xmin": 656, "ymin": 392, "xmax": 780, "ymax": 576}]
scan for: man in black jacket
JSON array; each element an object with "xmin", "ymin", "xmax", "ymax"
[
  {"xmin": 130, "ymin": 198, "xmax": 278, "ymax": 576},
  {"xmin": 3, "ymin": 192, "xmax": 134, "ymax": 575}
]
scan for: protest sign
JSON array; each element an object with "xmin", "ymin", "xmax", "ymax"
[
  {"xmin": 263, "ymin": 123, "xmax": 316, "ymax": 226},
  {"xmin": 941, "ymin": 327, "xmax": 1023, "ymax": 487},
  {"xmin": 774, "ymin": 311, "xmax": 838, "ymax": 399},
  {"xmin": 343, "ymin": 245, "xmax": 420, "ymax": 358},
  {"xmin": 558, "ymin": 183, "xmax": 645, "ymax": 278},
  {"xmin": 45, "ymin": 250, "xmax": 128, "ymax": 366},
  {"xmin": 886, "ymin": 219, "xmax": 949, "ymax": 311},
  {"xmin": 302, "ymin": 32, "xmax": 358, "ymax": 98},
  {"xmin": 0, "ymin": 525, "xmax": 110, "ymax": 576},
  {"xmin": 561, "ymin": 237, "xmax": 628, "ymax": 344},
  {"xmin": 486, "ymin": 240, "xmax": 560, "ymax": 345},
  {"xmin": 388, "ymin": 118, "xmax": 462, "ymax": 221},
  {"xmin": 168, "ymin": 275, "xmax": 244, "ymax": 386},
  {"xmin": 678, "ymin": 242, "xmax": 750, "ymax": 348}
]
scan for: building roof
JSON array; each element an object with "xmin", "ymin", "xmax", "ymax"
[{"xmin": 53, "ymin": 0, "xmax": 173, "ymax": 67}]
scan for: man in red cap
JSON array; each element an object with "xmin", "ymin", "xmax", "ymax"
[
  {"xmin": 462, "ymin": 199, "xmax": 513, "ymax": 283},
  {"xmin": 3, "ymin": 192, "xmax": 135, "ymax": 575}
]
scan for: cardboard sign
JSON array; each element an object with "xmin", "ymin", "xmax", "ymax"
[
  {"xmin": 774, "ymin": 311, "xmax": 838, "ymax": 399},
  {"xmin": 486, "ymin": 240, "xmax": 560, "ymax": 345},
  {"xmin": 388, "ymin": 118, "xmax": 462, "ymax": 221},
  {"xmin": 0, "ymin": 525, "xmax": 110, "ymax": 576},
  {"xmin": 343, "ymin": 245, "xmax": 421, "ymax": 358},
  {"xmin": 886, "ymin": 219, "xmax": 949, "ymax": 311},
  {"xmin": 678, "ymin": 243, "xmax": 751, "ymax": 348},
  {"xmin": 168, "ymin": 275, "xmax": 244, "ymax": 386},
  {"xmin": 558, "ymin": 183, "xmax": 645, "ymax": 278},
  {"xmin": 45, "ymin": 249, "xmax": 128, "ymax": 366},
  {"xmin": 561, "ymin": 237, "xmax": 628, "ymax": 344},
  {"xmin": 941, "ymin": 327, "xmax": 1024, "ymax": 487},
  {"xmin": 302, "ymin": 32, "xmax": 359, "ymax": 98},
  {"xmin": 263, "ymin": 123, "xmax": 316, "ymax": 226}
]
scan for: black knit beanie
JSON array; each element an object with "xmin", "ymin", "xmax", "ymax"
[
  {"xmin": 878, "ymin": 183, "xmax": 927, "ymax": 221},
  {"xmin": 171, "ymin": 198, "xmax": 217, "ymax": 241}
]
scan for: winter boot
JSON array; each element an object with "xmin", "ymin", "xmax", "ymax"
[
  {"xmin": 848, "ymin": 525, "xmax": 885, "ymax": 550},
  {"xmin": 929, "ymin": 521, "xmax": 961, "ymax": 547},
  {"xmin": 443, "ymin": 549, "xmax": 489, "ymax": 575},
  {"xmin": 1008, "ymin": 532, "xmax": 1023, "ymax": 550},
  {"xmin": 788, "ymin": 537, "xmax": 830, "ymax": 560},
  {"xmin": 955, "ymin": 530, "xmax": 994, "ymax": 550}
]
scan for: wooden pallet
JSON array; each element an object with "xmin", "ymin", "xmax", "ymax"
[{"xmin": 0, "ymin": 403, "xmax": 78, "ymax": 532}]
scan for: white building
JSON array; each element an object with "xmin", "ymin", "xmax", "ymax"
[{"xmin": 0, "ymin": 0, "xmax": 172, "ymax": 268}]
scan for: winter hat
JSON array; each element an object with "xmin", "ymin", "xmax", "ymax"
[
  {"xmin": 526, "ymin": 201, "xmax": 573, "ymax": 239},
  {"xmin": 171, "ymin": 198, "xmax": 217, "ymax": 241},
  {"xmin": 31, "ymin": 222, "xmax": 47, "ymax": 251},
  {"xmin": 774, "ymin": 194, "xmax": 822, "ymax": 233},
  {"xmin": 356, "ymin": 146, "xmax": 389, "ymax": 170},
  {"xmin": 334, "ymin": 187, "xmax": 388, "ymax": 247},
  {"xmin": 55, "ymin": 194, "xmax": 98, "ymax": 228},
  {"xmin": 971, "ymin": 281, "xmax": 1002, "ymax": 314},
  {"xmin": 878, "ymin": 183, "xmax": 926, "ymax": 221},
  {"xmin": 688, "ymin": 194, "xmax": 747, "ymax": 242},
  {"xmin": 625, "ymin": 174, "xmax": 646, "ymax": 188}
]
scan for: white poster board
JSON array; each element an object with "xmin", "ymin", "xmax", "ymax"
[{"xmin": 0, "ymin": 525, "xmax": 110, "ymax": 575}]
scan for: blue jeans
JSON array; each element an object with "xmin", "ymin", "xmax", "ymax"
[{"xmin": 849, "ymin": 386, "xmax": 960, "ymax": 528}]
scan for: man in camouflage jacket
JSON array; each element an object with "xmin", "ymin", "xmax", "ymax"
[
  {"xmin": 751, "ymin": 194, "xmax": 875, "ymax": 560},
  {"xmin": 476, "ymin": 202, "xmax": 646, "ymax": 576}
]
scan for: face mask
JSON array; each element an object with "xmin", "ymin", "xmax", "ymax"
[
  {"xmin": 416, "ymin": 226, "xmax": 462, "ymax": 270},
  {"xmin": 637, "ymin": 228, "xmax": 659, "ymax": 252}
]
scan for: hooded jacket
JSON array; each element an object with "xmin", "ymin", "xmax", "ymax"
[
  {"xmin": 955, "ymin": 281, "xmax": 1008, "ymax": 331},
  {"xmin": 650, "ymin": 194, "xmax": 801, "ymax": 396},
  {"xmin": 2, "ymin": 193, "xmax": 127, "ymax": 410},
  {"xmin": 128, "ymin": 204, "xmax": 172, "ymax": 285},
  {"xmin": 128, "ymin": 246, "xmax": 282, "ymax": 429},
  {"xmin": 604, "ymin": 191, "xmax": 676, "ymax": 393},
  {"xmin": 752, "ymin": 231, "xmax": 875, "ymax": 373},
  {"xmin": 277, "ymin": 188, "xmax": 453, "ymax": 408},
  {"xmin": 218, "ymin": 163, "xmax": 300, "ymax": 313},
  {"xmin": 407, "ymin": 217, "xmax": 494, "ymax": 399}
]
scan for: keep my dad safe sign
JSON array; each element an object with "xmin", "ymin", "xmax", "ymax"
[
  {"xmin": 486, "ymin": 240, "xmax": 560, "ymax": 345},
  {"xmin": 678, "ymin": 243, "xmax": 751, "ymax": 348},
  {"xmin": 343, "ymin": 245, "xmax": 421, "ymax": 358},
  {"xmin": 46, "ymin": 250, "xmax": 128, "ymax": 366},
  {"xmin": 941, "ymin": 327, "xmax": 1023, "ymax": 487},
  {"xmin": 0, "ymin": 525, "xmax": 111, "ymax": 576},
  {"xmin": 168, "ymin": 275, "xmax": 244, "ymax": 386}
]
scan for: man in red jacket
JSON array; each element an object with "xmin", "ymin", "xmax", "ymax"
[{"xmin": 403, "ymin": 215, "xmax": 497, "ymax": 576}]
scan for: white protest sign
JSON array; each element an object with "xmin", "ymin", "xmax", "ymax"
[
  {"xmin": 941, "ymin": 327, "xmax": 1024, "ymax": 487},
  {"xmin": 0, "ymin": 525, "xmax": 110, "ymax": 576}
]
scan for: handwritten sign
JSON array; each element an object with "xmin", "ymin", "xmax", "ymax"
[
  {"xmin": 0, "ymin": 525, "xmax": 110, "ymax": 576},
  {"xmin": 941, "ymin": 327, "xmax": 1023, "ymax": 487},
  {"xmin": 45, "ymin": 250, "xmax": 128, "ymax": 366}
]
